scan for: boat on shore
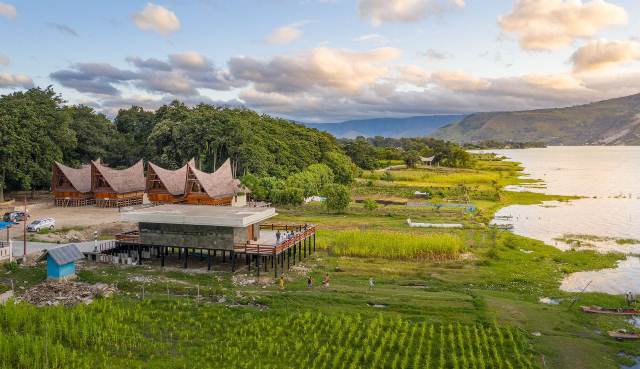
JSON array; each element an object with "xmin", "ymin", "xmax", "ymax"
[
  {"xmin": 608, "ymin": 330, "xmax": 640, "ymax": 340},
  {"xmin": 581, "ymin": 306, "xmax": 640, "ymax": 315}
]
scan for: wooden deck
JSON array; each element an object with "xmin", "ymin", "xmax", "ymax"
[{"xmin": 234, "ymin": 225, "xmax": 316, "ymax": 256}]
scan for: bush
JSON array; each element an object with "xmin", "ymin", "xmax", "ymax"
[
  {"xmin": 321, "ymin": 184, "xmax": 351, "ymax": 212},
  {"xmin": 363, "ymin": 199, "xmax": 378, "ymax": 212},
  {"xmin": 271, "ymin": 187, "xmax": 304, "ymax": 206},
  {"xmin": 323, "ymin": 151, "xmax": 358, "ymax": 184}
]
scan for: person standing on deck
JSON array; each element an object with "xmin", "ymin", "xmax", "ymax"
[{"xmin": 276, "ymin": 230, "xmax": 281, "ymax": 244}]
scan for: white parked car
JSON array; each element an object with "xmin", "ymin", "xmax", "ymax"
[{"xmin": 27, "ymin": 218, "xmax": 56, "ymax": 232}]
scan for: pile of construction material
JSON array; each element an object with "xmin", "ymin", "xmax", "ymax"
[{"xmin": 17, "ymin": 281, "xmax": 116, "ymax": 307}]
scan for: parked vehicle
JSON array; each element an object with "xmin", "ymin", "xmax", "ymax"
[
  {"xmin": 2, "ymin": 211, "xmax": 30, "ymax": 223},
  {"xmin": 26, "ymin": 218, "xmax": 56, "ymax": 232}
]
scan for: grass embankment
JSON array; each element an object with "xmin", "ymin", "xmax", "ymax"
[{"xmin": 322, "ymin": 230, "xmax": 464, "ymax": 261}]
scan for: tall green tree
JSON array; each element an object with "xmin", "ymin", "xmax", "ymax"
[
  {"xmin": 64, "ymin": 105, "xmax": 122, "ymax": 165},
  {"xmin": 0, "ymin": 87, "xmax": 75, "ymax": 200},
  {"xmin": 343, "ymin": 137, "xmax": 380, "ymax": 170}
]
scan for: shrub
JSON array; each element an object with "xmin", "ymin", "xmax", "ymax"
[
  {"xmin": 363, "ymin": 199, "xmax": 378, "ymax": 212},
  {"xmin": 322, "ymin": 184, "xmax": 351, "ymax": 213}
]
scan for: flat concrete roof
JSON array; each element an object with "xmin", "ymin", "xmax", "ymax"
[{"xmin": 121, "ymin": 205, "xmax": 277, "ymax": 228}]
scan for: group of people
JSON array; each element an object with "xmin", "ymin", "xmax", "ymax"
[
  {"xmin": 277, "ymin": 274, "xmax": 376, "ymax": 291},
  {"xmin": 274, "ymin": 224, "xmax": 311, "ymax": 245},
  {"xmin": 275, "ymin": 229, "xmax": 296, "ymax": 244}
]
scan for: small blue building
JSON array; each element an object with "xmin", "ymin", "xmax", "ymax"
[{"xmin": 44, "ymin": 245, "xmax": 84, "ymax": 280}]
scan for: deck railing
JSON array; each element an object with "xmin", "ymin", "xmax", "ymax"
[{"xmin": 235, "ymin": 225, "xmax": 316, "ymax": 255}]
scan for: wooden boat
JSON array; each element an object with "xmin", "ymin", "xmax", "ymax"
[
  {"xmin": 608, "ymin": 330, "xmax": 640, "ymax": 340},
  {"xmin": 581, "ymin": 306, "xmax": 640, "ymax": 315}
]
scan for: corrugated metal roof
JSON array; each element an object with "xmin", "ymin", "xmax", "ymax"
[{"xmin": 47, "ymin": 244, "xmax": 83, "ymax": 265}]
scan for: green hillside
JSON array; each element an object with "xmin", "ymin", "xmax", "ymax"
[{"xmin": 433, "ymin": 93, "xmax": 640, "ymax": 145}]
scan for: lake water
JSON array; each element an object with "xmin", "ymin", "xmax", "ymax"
[{"xmin": 485, "ymin": 146, "xmax": 640, "ymax": 294}]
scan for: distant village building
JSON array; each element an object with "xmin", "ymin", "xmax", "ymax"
[
  {"xmin": 91, "ymin": 160, "xmax": 146, "ymax": 207},
  {"xmin": 419, "ymin": 156, "xmax": 435, "ymax": 166},
  {"xmin": 146, "ymin": 159, "xmax": 193, "ymax": 204},
  {"xmin": 185, "ymin": 159, "xmax": 247, "ymax": 206},
  {"xmin": 52, "ymin": 162, "xmax": 94, "ymax": 207},
  {"xmin": 43, "ymin": 244, "xmax": 84, "ymax": 280}
]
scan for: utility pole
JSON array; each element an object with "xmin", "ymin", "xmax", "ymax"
[{"xmin": 23, "ymin": 195, "xmax": 27, "ymax": 260}]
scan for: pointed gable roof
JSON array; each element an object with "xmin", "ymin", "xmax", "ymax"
[
  {"xmin": 188, "ymin": 159, "xmax": 239, "ymax": 198},
  {"xmin": 91, "ymin": 160, "xmax": 146, "ymax": 194},
  {"xmin": 54, "ymin": 162, "xmax": 92, "ymax": 193},
  {"xmin": 147, "ymin": 159, "xmax": 193, "ymax": 196}
]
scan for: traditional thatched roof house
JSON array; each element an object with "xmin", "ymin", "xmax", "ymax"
[
  {"xmin": 52, "ymin": 162, "xmax": 94, "ymax": 207},
  {"xmin": 91, "ymin": 160, "xmax": 146, "ymax": 207},
  {"xmin": 419, "ymin": 156, "xmax": 435, "ymax": 166},
  {"xmin": 146, "ymin": 159, "xmax": 194, "ymax": 204},
  {"xmin": 185, "ymin": 159, "xmax": 246, "ymax": 206}
]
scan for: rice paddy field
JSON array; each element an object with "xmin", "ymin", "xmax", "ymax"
[
  {"xmin": 321, "ymin": 230, "xmax": 464, "ymax": 261},
  {"xmin": 0, "ymin": 299, "xmax": 535, "ymax": 369},
  {"xmin": 0, "ymin": 154, "xmax": 636, "ymax": 369}
]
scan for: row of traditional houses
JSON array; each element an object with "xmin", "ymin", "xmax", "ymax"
[{"xmin": 52, "ymin": 159, "xmax": 246, "ymax": 207}]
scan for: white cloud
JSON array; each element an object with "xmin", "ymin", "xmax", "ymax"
[
  {"xmin": 132, "ymin": 3, "xmax": 181, "ymax": 35},
  {"xmin": 571, "ymin": 39, "xmax": 640, "ymax": 72},
  {"xmin": 522, "ymin": 73, "xmax": 585, "ymax": 90},
  {"xmin": 353, "ymin": 34, "xmax": 388, "ymax": 44},
  {"xmin": 0, "ymin": 2, "xmax": 16, "ymax": 19},
  {"xmin": 396, "ymin": 65, "xmax": 430, "ymax": 86},
  {"xmin": 358, "ymin": 0, "xmax": 464, "ymax": 26},
  {"xmin": 168, "ymin": 52, "xmax": 209, "ymax": 70},
  {"xmin": 229, "ymin": 47, "xmax": 402, "ymax": 93},
  {"xmin": 499, "ymin": 0, "xmax": 628, "ymax": 51},
  {"xmin": 265, "ymin": 24, "xmax": 303, "ymax": 45},
  {"xmin": 0, "ymin": 73, "xmax": 33, "ymax": 88},
  {"xmin": 431, "ymin": 70, "xmax": 490, "ymax": 91}
]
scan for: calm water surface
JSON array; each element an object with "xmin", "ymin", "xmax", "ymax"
[{"xmin": 485, "ymin": 146, "xmax": 640, "ymax": 294}]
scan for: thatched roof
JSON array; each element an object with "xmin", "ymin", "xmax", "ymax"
[
  {"xmin": 54, "ymin": 162, "xmax": 92, "ymax": 193},
  {"xmin": 147, "ymin": 159, "xmax": 193, "ymax": 196},
  {"xmin": 91, "ymin": 160, "xmax": 146, "ymax": 194},
  {"xmin": 188, "ymin": 159, "xmax": 240, "ymax": 198}
]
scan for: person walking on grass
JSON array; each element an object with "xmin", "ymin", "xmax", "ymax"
[
  {"xmin": 368, "ymin": 277, "xmax": 375, "ymax": 291},
  {"xmin": 322, "ymin": 273, "xmax": 330, "ymax": 289},
  {"xmin": 307, "ymin": 276, "xmax": 313, "ymax": 289},
  {"xmin": 279, "ymin": 275, "xmax": 285, "ymax": 290}
]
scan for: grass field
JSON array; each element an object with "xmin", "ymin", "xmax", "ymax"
[{"xmin": 0, "ymin": 153, "xmax": 637, "ymax": 369}]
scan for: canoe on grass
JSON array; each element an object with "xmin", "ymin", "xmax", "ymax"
[
  {"xmin": 581, "ymin": 306, "xmax": 640, "ymax": 315},
  {"xmin": 608, "ymin": 330, "xmax": 640, "ymax": 340}
]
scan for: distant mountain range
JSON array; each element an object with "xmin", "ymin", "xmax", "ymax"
[
  {"xmin": 304, "ymin": 115, "xmax": 464, "ymax": 138},
  {"xmin": 433, "ymin": 93, "xmax": 640, "ymax": 145}
]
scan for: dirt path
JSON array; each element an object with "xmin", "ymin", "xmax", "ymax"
[{"xmin": 4, "ymin": 201, "xmax": 134, "ymax": 242}]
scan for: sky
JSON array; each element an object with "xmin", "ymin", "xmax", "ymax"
[{"xmin": 1, "ymin": 0, "xmax": 640, "ymax": 122}]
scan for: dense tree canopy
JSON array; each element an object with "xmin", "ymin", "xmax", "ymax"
[
  {"xmin": 0, "ymin": 88, "xmax": 75, "ymax": 201},
  {"xmin": 0, "ymin": 88, "xmax": 353, "ymax": 202}
]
